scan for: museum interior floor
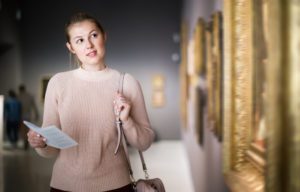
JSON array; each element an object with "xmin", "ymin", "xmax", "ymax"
[{"xmin": 0, "ymin": 140, "xmax": 194, "ymax": 192}]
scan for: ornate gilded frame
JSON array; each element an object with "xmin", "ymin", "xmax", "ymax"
[
  {"xmin": 222, "ymin": 0, "xmax": 264, "ymax": 191},
  {"xmin": 223, "ymin": 0, "xmax": 300, "ymax": 191},
  {"xmin": 179, "ymin": 21, "xmax": 189, "ymax": 129}
]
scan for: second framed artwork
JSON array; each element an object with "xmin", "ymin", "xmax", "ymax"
[
  {"xmin": 206, "ymin": 11, "xmax": 224, "ymax": 141},
  {"xmin": 179, "ymin": 21, "xmax": 189, "ymax": 130},
  {"xmin": 192, "ymin": 17, "xmax": 206, "ymax": 145},
  {"xmin": 211, "ymin": 11, "xmax": 223, "ymax": 141}
]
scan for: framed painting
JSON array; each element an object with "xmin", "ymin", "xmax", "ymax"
[
  {"xmin": 205, "ymin": 21, "xmax": 214, "ymax": 133},
  {"xmin": 179, "ymin": 21, "xmax": 189, "ymax": 129},
  {"xmin": 223, "ymin": 0, "xmax": 300, "ymax": 192},
  {"xmin": 192, "ymin": 17, "xmax": 206, "ymax": 145},
  {"xmin": 151, "ymin": 74, "xmax": 165, "ymax": 108},
  {"xmin": 222, "ymin": 0, "xmax": 265, "ymax": 190},
  {"xmin": 193, "ymin": 17, "xmax": 206, "ymax": 76},
  {"xmin": 211, "ymin": 11, "xmax": 223, "ymax": 141}
]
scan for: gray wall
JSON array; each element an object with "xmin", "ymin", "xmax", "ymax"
[
  {"xmin": 17, "ymin": 0, "xmax": 182, "ymax": 140},
  {"xmin": 181, "ymin": 0, "xmax": 229, "ymax": 191},
  {"xmin": 0, "ymin": 1, "xmax": 22, "ymax": 95}
]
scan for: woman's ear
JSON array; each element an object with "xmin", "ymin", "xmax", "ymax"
[{"xmin": 66, "ymin": 42, "xmax": 75, "ymax": 53}]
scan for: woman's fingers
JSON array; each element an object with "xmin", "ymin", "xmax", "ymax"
[
  {"xmin": 114, "ymin": 94, "xmax": 128, "ymax": 110},
  {"xmin": 113, "ymin": 93, "xmax": 131, "ymax": 121},
  {"xmin": 27, "ymin": 130, "xmax": 47, "ymax": 148}
]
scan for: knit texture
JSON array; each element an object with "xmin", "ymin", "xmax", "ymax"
[{"xmin": 36, "ymin": 67, "xmax": 154, "ymax": 192}]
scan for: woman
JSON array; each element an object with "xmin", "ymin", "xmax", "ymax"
[{"xmin": 27, "ymin": 12, "xmax": 154, "ymax": 192}]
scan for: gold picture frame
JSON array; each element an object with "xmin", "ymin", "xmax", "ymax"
[
  {"xmin": 223, "ymin": 0, "xmax": 300, "ymax": 191},
  {"xmin": 265, "ymin": 1, "xmax": 300, "ymax": 191},
  {"xmin": 194, "ymin": 18, "xmax": 206, "ymax": 76},
  {"xmin": 206, "ymin": 16, "xmax": 223, "ymax": 141},
  {"xmin": 206, "ymin": 21, "xmax": 214, "ymax": 133},
  {"xmin": 179, "ymin": 21, "xmax": 189, "ymax": 129},
  {"xmin": 222, "ymin": 0, "xmax": 264, "ymax": 191},
  {"xmin": 211, "ymin": 11, "xmax": 223, "ymax": 141}
]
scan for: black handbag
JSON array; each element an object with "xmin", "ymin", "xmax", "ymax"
[{"xmin": 114, "ymin": 73, "xmax": 166, "ymax": 192}]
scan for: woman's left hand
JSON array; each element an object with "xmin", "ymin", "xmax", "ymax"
[{"xmin": 114, "ymin": 92, "xmax": 131, "ymax": 121}]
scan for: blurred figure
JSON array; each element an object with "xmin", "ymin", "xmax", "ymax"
[
  {"xmin": 4, "ymin": 89, "xmax": 22, "ymax": 148},
  {"xmin": 18, "ymin": 84, "xmax": 39, "ymax": 150}
]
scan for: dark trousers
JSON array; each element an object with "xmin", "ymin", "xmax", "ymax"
[
  {"xmin": 6, "ymin": 121, "xmax": 19, "ymax": 144},
  {"xmin": 50, "ymin": 183, "xmax": 134, "ymax": 192}
]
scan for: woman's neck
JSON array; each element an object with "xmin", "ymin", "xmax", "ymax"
[{"xmin": 81, "ymin": 62, "xmax": 106, "ymax": 71}]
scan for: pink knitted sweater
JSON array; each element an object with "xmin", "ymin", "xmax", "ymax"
[{"xmin": 36, "ymin": 67, "xmax": 154, "ymax": 191}]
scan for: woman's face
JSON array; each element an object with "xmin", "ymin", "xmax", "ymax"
[{"xmin": 66, "ymin": 20, "xmax": 106, "ymax": 69}]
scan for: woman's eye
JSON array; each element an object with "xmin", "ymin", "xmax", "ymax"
[
  {"xmin": 91, "ymin": 33, "xmax": 98, "ymax": 38},
  {"xmin": 76, "ymin": 39, "xmax": 84, "ymax": 44}
]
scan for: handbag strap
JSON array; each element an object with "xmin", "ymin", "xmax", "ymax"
[{"xmin": 115, "ymin": 72, "xmax": 149, "ymax": 180}]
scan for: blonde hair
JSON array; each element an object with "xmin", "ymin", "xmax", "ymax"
[{"xmin": 64, "ymin": 12, "xmax": 105, "ymax": 43}]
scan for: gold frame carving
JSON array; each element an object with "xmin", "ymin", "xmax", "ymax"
[
  {"xmin": 223, "ymin": 0, "xmax": 264, "ymax": 191},
  {"xmin": 224, "ymin": 0, "xmax": 300, "ymax": 192}
]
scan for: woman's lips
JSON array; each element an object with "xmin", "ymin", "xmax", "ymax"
[{"xmin": 86, "ymin": 50, "xmax": 97, "ymax": 57}]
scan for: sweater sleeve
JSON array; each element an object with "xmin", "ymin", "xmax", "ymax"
[
  {"xmin": 35, "ymin": 75, "xmax": 60, "ymax": 158},
  {"xmin": 122, "ymin": 74, "xmax": 155, "ymax": 151}
]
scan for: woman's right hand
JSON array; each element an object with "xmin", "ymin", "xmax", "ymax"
[{"xmin": 27, "ymin": 130, "xmax": 47, "ymax": 148}]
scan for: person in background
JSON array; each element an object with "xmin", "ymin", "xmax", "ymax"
[
  {"xmin": 27, "ymin": 12, "xmax": 154, "ymax": 192},
  {"xmin": 4, "ymin": 89, "xmax": 22, "ymax": 148},
  {"xmin": 18, "ymin": 84, "xmax": 39, "ymax": 150}
]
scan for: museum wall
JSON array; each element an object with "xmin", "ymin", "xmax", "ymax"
[
  {"xmin": 0, "ymin": 1, "xmax": 22, "ymax": 95},
  {"xmin": 1, "ymin": 0, "xmax": 183, "ymax": 140},
  {"xmin": 181, "ymin": 0, "xmax": 229, "ymax": 191}
]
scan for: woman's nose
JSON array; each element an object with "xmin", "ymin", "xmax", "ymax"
[{"xmin": 86, "ymin": 39, "xmax": 93, "ymax": 49}]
